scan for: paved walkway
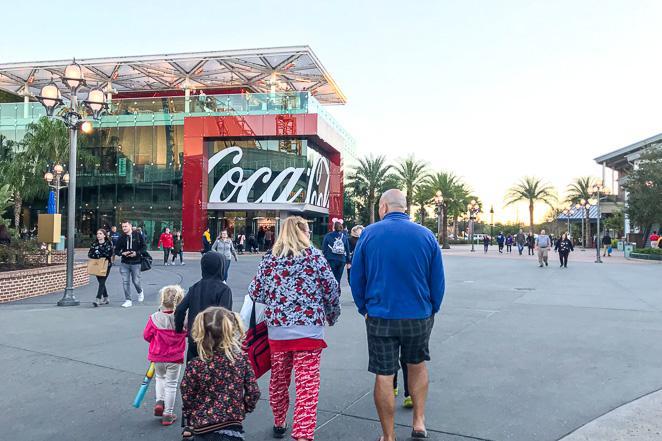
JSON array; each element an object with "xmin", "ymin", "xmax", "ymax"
[{"xmin": 0, "ymin": 248, "xmax": 660, "ymax": 440}]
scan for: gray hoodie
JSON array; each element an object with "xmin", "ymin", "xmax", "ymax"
[{"xmin": 212, "ymin": 238, "xmax": 237, "ymax": 261}]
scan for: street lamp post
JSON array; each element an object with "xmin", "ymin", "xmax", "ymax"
[
  {"xmin": 592, "ymin": 182, "xmax": 607, "ymax": 264},
  {"xmin": 35, "ymin": 60, "xmax": 108, "ymax": 307},
  {"xmin": 44, "ymin": 164, "xmax": 69, "ymax": 213},
  {"xmin": 490, "ymin": 205, "xmax": 494, "ymax": 242},
  {"xmin": 575, "ymin": 199, "xmax": 591, "ymax": 249},
  {"xmin": 434, "ymin": 191, "xmax": 449, "ymax": 249},
  {"xmin": 562, "ymin": 208, "xmax": 571, "ymax": 237},
  {"xmin": 467, "ymin": 199, "xmax": 480, "ymax": 252}
]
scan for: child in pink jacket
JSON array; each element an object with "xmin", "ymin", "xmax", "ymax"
[{"xmin": 143, "ymin": 285, "xmax": 187, "ymax": 426}]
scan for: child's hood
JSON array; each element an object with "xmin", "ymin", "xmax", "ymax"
[{"xmin": 151, "ymin": 311, "xmax": 176, "ymax": 330}]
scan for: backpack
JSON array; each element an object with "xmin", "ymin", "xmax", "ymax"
[{"xmin": 329, "ymin": 236, "xmax": 346, "ymax": 255}]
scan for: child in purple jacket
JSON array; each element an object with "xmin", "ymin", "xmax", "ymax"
[{"xmin": 143, "ymin": 285, "xmax": 187, "ymax": 426}]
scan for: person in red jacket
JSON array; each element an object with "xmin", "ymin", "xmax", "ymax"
[
  {"xmin": 158, "ymin": 227, "xmax": 174, "ymax": 266},
  {"xmin": 143, "ymin": 285, "xmax": 187, "ymax": 425}
]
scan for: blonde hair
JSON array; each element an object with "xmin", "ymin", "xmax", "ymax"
[
  {"xmin": 159, "ymin": 285, "xmax": 185, "ymax": 310},
  {"xmin": 191, "ymin": 307, "xmax": 245, "ymax": 363},
  {"xmin": 350, "ymin": 225, "xmax": 364, "ymax": 237},
  {"xmin": 271, "ymin": 216, "xmax": 310, "ymax": 258}
]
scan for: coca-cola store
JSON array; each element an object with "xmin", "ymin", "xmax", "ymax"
[{"xmin": 182, "ymin": 113, "xmax": 346, "ymax": 250}]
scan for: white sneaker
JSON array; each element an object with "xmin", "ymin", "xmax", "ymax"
[
  {"xmin": 181, "ymin": 262, "xmax": 185, "ymax": 266},
  {"xmin": 138, "ymin": 291, "xmax": 144, "ymax": 302},
  {"xmin": 121, "ymin": 300, "xmax": 133, "ymax": 308}
]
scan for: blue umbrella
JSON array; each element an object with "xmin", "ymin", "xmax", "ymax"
[{"xmin": 47, "ymin": 191, "xmax": 56, "ymax": 214}]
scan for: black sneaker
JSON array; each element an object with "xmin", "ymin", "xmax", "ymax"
[{"xmin": 273, "ymin": 424, "xmax": 288, "ymax": 439}]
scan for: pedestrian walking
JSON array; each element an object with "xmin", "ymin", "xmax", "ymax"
[
  {"xmin": 350, "ymin": 189, "xmax": 444, "ymax": 441},
  {"xmin": 248, "ymin": 216, "xmax": 341, "ymax": 441},
  {"xmin": 175, "ymin": 252, "xmax": 232, "ymax": 362},
  {"xmin": 536, "ymin": 229, "xmax": 552, "ymax": 267},
  {"xmin": 114, "ymin": 221, "xmax": 146, "ymax": 307},
  {"xmin": 158, "ymin": 227, "xmax": 174, "ymax": 266},
  {"xmin": 171, "ymin": 230, "xmax": 184, "ymax": 265},
  {"xmin": 237, "ymin": 231, "xmax": 246, "ymax": 254},
  {"xmin": 393, "ymin": 362, "xmax": 411, "ymax": 409},
  {"xmin": 89, "ymin": 228, "xmax": 113, "ymax": 307},
  {"xmin": 602, "ymin": 232, "xmax": 612, "ymax": 256},
  {"xmin": 506, "ymin": 234, "xmax": 513, "ymax": 253},
  {"xmin": 526, "ymin": 232, "xmax": 535, "ymax": 255},
  {"xmin": 201, "ymin": 227, "xmax": 212, "ymax": 254},
  {"xmin": 496, "ymin": 232, "xmax": 505, "ymax": 253},
  {"xmin": 142, "ymin": 285, "xmax": 187, "ymax": 426},
  {"xmin": 347, "ymin": 225, "xmax": 364, "ymax": 285},
  {"xmin": 247, "ymin": 232, "xmax": 258, "ymax": 254},
  {"xmin": 483, "ymin": 235, "xmax": 490, "ymax": 253},
  {"xmin": 257, "ymin": 226, "xmax": 266, "ymax": 251},
  {"xmin": 554, "ymin": 232, "xmax": 574, "ymax": 268},
  {"xmin": 516, "ymin": 229, "xmax": 526, "ymax": 255},
  {"xmin": 650, "ymin": 231, "xmax": 659, "ymax": 248},
  {"xmin": 109, "ymin": 225, "xmax": 120, "ymax": 263},
  {"xmin": 265, "ymin": 227, "xmax": 274, "ymax": 250},
  {"xmin": 322, "ymin": 221, "xmax": 351, "ymax": 285},
  {"xmin": 211, "ymin": 230, "xmax": 238, "ymax": 282},
  {"xmin": 180, "ymin": 307, "xmax": 260, "ymax": 441}
]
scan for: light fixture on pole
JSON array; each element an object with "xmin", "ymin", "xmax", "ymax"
[
  {"xmin": 467, "ymin": 199, "xmax": 480, "ymax": 252},
  {"xmin": 592, "ymin": 182, "xmax": 608, "ymax": 264},
  {"xmin": 489, "ymin": 205, "xmax": 494, "ymax": 244},
  {"xmin": 575, "ymin": 199, "xmax": 591, "ymax": 249},
  {"xmin": 434, "ymin": 191, "xmax": 449, "ymax": 249},
  {"xmin": 44, "ymin": 164, "xmax": 69, "ymax": 213},
  {"xmin": 35, "ymin": 60, "xmax": 108, "ymax": 307}
]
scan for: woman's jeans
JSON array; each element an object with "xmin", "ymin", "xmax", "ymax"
[
  {"xmin": 223, "ymin": 259, "xmax": 231, "ymax": 282},
  {"xmin": 171, "ymin": 250, "xmax": 183, "ymax": 263},
  {"xmin": 559, "ymin": 251, "xmax": 569, "ymax": 267},
  {"xmin": 329, "ymin": 260, "xmax": 344, "ymax": 284},
  {"xmin": 95, "ymin": 263, "xmax": 112, "ymax": 299},
  {"xmin": 163, "ymin": 247, "xmax": 172, "ymax": 264}
]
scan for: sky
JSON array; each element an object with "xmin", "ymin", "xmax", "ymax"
[{"xmin": 2, "ymin": 0, "xmax": 662, "ymax": 223}]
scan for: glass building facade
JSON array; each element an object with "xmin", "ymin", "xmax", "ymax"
[{"xmin": 0, "ymin": 92, "xmax": 354, "ymax": 249}]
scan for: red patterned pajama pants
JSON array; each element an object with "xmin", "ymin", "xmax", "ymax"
[{"xmin": 269, "ymin": 349, "xmax": 322, "ymax": 440}]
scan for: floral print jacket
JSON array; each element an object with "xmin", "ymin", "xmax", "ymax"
[
  {"xmin": 248, "ymin": 247, "xmax": 341, "ymax": 327},
  {"xmin": 180, "ymin": 351, "xmax": 260, "ymax": 434},
  {"xmin": 88, "ymin": 240, "xmax": 113, "ymax": 261}
]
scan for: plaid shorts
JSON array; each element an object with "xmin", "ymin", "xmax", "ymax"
[{"xmin": 366, "ymin": 316, "xmax": 434, "ymax": 375}]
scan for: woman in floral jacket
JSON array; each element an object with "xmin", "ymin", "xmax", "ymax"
[{"xmin": 248, "ymin": 216, "xmax": 340, "ymax": 441}]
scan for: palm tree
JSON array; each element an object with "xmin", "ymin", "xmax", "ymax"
[
  {"xmin": 566, "ymin": 177, "xmax": 597, "ymax": 246},
  {"xmin": 426, "ymin": 172, "xmax": 468, "ymax": 248},
  {"xmin": 393, "ymin": 156, "xmax": 429, "ymax": 216},
  {"xmin": 347, "ymin": 155, "xmax": 392, "ymax": 224},
  {"xmin": 505, "ymin": 177, "xmax": 557, "ymax": 230},
  {"xmin": 412, "ymin": 185, "xmax": 434, "ymax": 225}
]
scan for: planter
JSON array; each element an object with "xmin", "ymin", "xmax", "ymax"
[
  {"xmin": 629, "ymin": 252, "xmax": 662, "ymax": 261},
  {"xmin": 0, "ymin": 263, "xmax": 89, "ymax": 303}
]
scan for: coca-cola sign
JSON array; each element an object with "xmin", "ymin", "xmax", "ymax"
[{"xmin": 208, "ymin": 147, "xmax": 330, "ymax": 209}]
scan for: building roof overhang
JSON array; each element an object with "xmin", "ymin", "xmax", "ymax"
[
  {"xmin": 0, "ymin": 46, "xmax": 346, "ymax": 105},
  {"xmin": 595, "ymin": 132, "xmax": 662, "ymax": 170}
]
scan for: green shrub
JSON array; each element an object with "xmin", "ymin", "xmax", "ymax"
[{"xmin": 633, "ymin": 248, "xmax": 662, "ymax": 255}]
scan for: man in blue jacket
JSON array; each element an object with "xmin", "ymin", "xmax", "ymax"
[
  {"xmin": 350, "ymin": 189, "xmax": 445, "ymax": 441},
  {"xmin": 322, "ymin": 220, "xmax": 351, "ymax": 284}
]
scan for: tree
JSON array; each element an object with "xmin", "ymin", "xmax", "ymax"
[
  {"xmin": 393, "ymin": 156, "xmax": 429, "ymax": 216},
  {"xmin": 426, "ymin": 172, "xmax": 468, "ymax": 248},
  {"xmin": 505, "ymin": 177, "xmax": 557, "ymax": 230},
  {"xmin": 0, "ymin": 184, "xmax": 12, "ymax": 220},
  {"xmin": 622, "ymin": 146, "xmax": 662, "ymax": 246},
  {"xmin": 604, "ymin": 209, "xmax": 625, "ymax": 237},
  {"xmin": 566, "ymin": 176, "xmax": 598, "ymax": 246},
  {"xmin": 347, "ymin": 155, "xmax": 393, "ymax": 224},
  {"xmin": 412, "ymin": 185, "xmax": 434, "ymax": 225}
]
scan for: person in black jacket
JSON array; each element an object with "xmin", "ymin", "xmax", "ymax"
[
  {"xmin": 89, "ymin": 228, "xmax": 113, "ymax": 306},
  {"xmin": 174, "ymin": 252, "xmax": 231, "ymax": 362},
  {"xmin": 526, "ymin": 233, "xmax": 535, "ymax": 255},
  {"xmin": 114, "ymin": 221, "xmax": 146, "ymax": 308},
  {"xmin": 554, "ymin": 232, "xmax": 574, "ymax": 268},
  {"xmin": 602, "ymin": 233, "xmax": 612, "ymax": 257}
]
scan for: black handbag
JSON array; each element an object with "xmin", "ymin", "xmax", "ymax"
[{"xmin": 140, "ymin": 251, "xmax": 153, "ymax": 272}]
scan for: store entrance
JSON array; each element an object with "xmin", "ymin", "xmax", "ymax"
[{"xmin": 208, "ymin": 210, "xmax": 280, "ymax": 249}]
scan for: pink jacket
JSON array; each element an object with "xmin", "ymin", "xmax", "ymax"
[{"xmin": 143, "ymin": 310, "xmax": 187, "ymax": 363}]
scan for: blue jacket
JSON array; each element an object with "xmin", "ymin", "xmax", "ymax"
[
  {"xmin": 350, "ymin": 212, "xmax": 445, "ymax": 319},
  {"xmin": 322, "ymin": 231, "xmax": 351, "ymax": 263}
]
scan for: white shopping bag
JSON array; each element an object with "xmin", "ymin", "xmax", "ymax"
[{"xmin": 240, "ymin": 294, "xmax": 267, "ymax": 329}]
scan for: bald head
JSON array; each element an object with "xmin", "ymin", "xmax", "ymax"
[{"xmin": 379, "ymin": 189, "xmax": 407, "ymax": 219}]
